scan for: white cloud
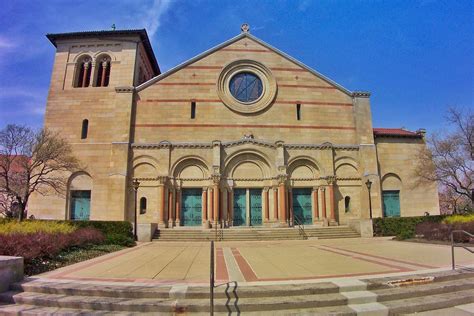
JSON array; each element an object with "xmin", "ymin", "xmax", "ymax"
[{"xmin": 140, "ymin": 0, "xmax": 173, "ymax": 37}]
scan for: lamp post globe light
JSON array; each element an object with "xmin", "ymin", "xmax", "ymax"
[
  {"xmin": 132, "ymin": 179, "xmax": 140, "ymax": 241},
  {"xmin": 365, "ymin": 179, "xmax": 373, "ymax": 219}
]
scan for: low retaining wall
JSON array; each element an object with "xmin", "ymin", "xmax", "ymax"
[
  {"xmin": 349, "ymin": 219, "xmax": 374, "ymax": 237},
  {"xmin": 137, "ymin": 223, "xmax": 157, "ymax": 242},
  {"xmin": 0, "ymin": 256, "xmax": 23, "ymax": 292}
]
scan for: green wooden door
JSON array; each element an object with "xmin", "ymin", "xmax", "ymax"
[
  {"xmin": 71, "ymin": 190, "xmax": 91, "ymax": 220},
  {"xmin": 250, "ymin": 189, "xmax": 262, "ymax": 226},
  {"xmin": 292, "ymin": 188, "xmax": 312, "ymax": 224},
  {"xmin": 181, "ymin": 189, "xmax": 202, "ymax": 226},
  {"xmin": 383, "ymin": 191, "xmax": 401, "ymax": 217},
  {"xmin": 233, "ymin": 189, "xmax": 246, "ymax": 226}
]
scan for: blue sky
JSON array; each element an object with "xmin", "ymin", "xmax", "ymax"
[{"xmin": 0, "ymin": 0, "xmax": 472, "ymax": 134}]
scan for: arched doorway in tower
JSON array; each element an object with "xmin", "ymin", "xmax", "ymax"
[{"xmin": 68, "ymin": 172, "xmax": 93, "ymax": 220}]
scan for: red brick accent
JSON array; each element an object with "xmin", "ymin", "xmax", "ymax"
[
  {"xmin": 139, "ymin": 99, "xmax": 221, "ymax": 103},
  {"xmin": 279, "ymin": 84, "xmax": 337, "ymax": 90},
  {"xmin": 187, "ymin": 65, "xmax": 222, "ymax": 70},
  {"xmin": 216, "ymin": 247, "xmax": 229, "ymax": 281},
  {"xmin": 134, "ymin": 123, "xmax": 356, "ymax": 131},
  {"xmin": 276, "ymin": 100, "xmax": 352, "ymax": 107},
  {"xmin": 221, "ymin": 48, "xmax": 270, "ymax": 53},
  {"xmin": 156, "ymin": 82, "xmax": 215, "ymax": 86},
  {"xmin": 271, "ymin": 67, "xmax": 307, "ymax": 72},
  {"xmin": 231, "ymin": 248, "xmax": 258, "ymax": 282}
]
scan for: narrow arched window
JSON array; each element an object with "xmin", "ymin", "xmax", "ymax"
[
  {"xmin": 81, "ymin": 119, "xmax": 89, "ymax": 139},
  {"xmin": 95, "ymin": 55, "xmax": 111, "ymax": 87},
  {"xmin": 139, "ymin": 197, "xmax": 147, "ymax": 214},
  {"xmin": 345, "ymin": 196, "xmax": 351, "ymax": 213},
  {"xmin": 296, "ymin": 103, "xmax": 301, "ymax": 120},
  {"xmin": 75, "ymin": 55, "xmax": 92, "ymax": 88},
  {"xmin": 191, "ymin": 101, "xmax": 196, "ymax": 119}
]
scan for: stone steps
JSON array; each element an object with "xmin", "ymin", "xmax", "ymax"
[
  {"xmin": 153, "ymin": 226, "xmax": 361, "ymax": 241},
  {"xmin": 1, "ymin": 271, "xmax": 473, "ymax": 314}
]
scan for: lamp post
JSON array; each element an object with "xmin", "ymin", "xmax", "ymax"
[
  {"xmin": 365, "ymin": 179, "xmax": 373, "ymax": 219},
  {"xmin": 132, "ymin": 179, "xmax": 140, "ymax": 241}
]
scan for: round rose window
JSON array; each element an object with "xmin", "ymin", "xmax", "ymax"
[{"xmin": 229, "ymin": 72, "xmax": 263, "ymax": 103}]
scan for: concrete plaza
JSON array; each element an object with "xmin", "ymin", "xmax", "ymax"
[{"xmin": 41, "ymin": 237, "xmax": 474, "ymax": 286}]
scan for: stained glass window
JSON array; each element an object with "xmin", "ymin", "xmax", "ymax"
[{"xmin": 229, "ymin": 72, "xmax": 263, "ymax": 103}]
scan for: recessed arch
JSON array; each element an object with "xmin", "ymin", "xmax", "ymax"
[
  {"xmin": 133, "ymin": 162, "xmax": 157, "ymax": 178},
  {"xmin": 224, "ymin": 151, "xmax": 271, "ymax": 179},
  {"xmin": 94, "ymin": 53, "xmax": 112, "ymax": 87},
  {"xmin": 68, "ymin": 171, "xmax": 93, "ymax": 191},
  {"xmin": 74, "ymin": 54, "xmax": 92, "ymax": 88},
  {"xmin": 172, "ymin": 156, "xmax": 209, "ymax": 179},
  {"xmin": 287, "ymin": 156, "xmax": 321, "ymax": 179},
  {"xmin": 335, "ymin": 163, "xmax": 359, "ymax": 178},
  {"xmin": 382, "ymin": 173, "xmax": 402, "ymax": 190}
]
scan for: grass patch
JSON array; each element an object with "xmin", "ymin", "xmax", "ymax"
[{"xmin": 25, "ymin": 244, "xmax": 126, "ymax": 276}]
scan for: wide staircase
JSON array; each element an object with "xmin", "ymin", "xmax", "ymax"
[
  {"xmin": 1, "ymin": 270, "xmax": 473, "ymax": 314},
  {"xmin": 153, "ymin": 226, "xmax": 361, "ymax": 241}
]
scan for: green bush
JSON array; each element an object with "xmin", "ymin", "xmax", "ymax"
[
  {"xmin": 443, "ymin": 214, "xmax": 474, "ymax": 224},
  {"xmin": 373, "ymin": 215, "xmax": 447, "ymax": 239},
  {"xmin": 63, "ymin": 220, "xmax": 134, "ymax": 246}
]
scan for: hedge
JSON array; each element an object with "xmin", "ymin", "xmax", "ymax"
[
  {"xmin": 57, "ymin": 220, "xmax": 135, "ymax": 246},
  {"xmin": 373, "ymin": 215, "xmax": 448, "ymax": 239}
]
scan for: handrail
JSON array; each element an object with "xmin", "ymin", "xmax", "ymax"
[
  {"xmin": 214, "ymin": 222, "xmax": 223, "ymax": 241},
  {"xmin": 210, "ymin": 240, "xmax": 214, "ymax": 315},
  {"xmin": 451, "ymin": 230, "xmax": 474, "ymax": 270},
  {"xmin": 294, "ymin": 215, "xmax": 308, "ymax": 240}
]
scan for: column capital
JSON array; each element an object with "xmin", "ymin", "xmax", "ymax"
[
  {"xmin": 277, "ymin": 174, "xmax": 287, "ymax": 185},
  {"xmin": 320, "ymin": 186, "xmax": 326, "ymax": 192},
  {"xmin": 211, "ymin": 174, "xmax": 221, "ymax": 185},
  {"xmin": 325, "ymin": 176, "xmax": 336, "ymax": 185}
]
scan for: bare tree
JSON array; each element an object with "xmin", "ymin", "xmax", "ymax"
[
  {"xmin": 0, "ymin": 125, "xmax": 80, "ymax": 221},
  {"xmin": 416, "ymin": 107, "xmax": 474, "ymax": 213}
]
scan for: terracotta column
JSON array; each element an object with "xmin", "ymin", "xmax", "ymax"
[
  {"xmin": 158, "ymin": 185, "xmax": 165, "ymax": 225},
  {"xmin": 278, "ymin": 183, "xmax": 287, "ymax": 224},
  {"xmin": 312, "ymin": 187, "xmax": 319, "ymax": 222},
  {"xmin": 213, "ymin": 185, "xmax": 220, "ymax": 224},
  {"xmin": 273, "ymin": 187, "xmax": 279, "ymax": 220},
  {"xmin": 329, "ymin": 183, "xmax": 335, "ymax": 221},
  {"xmin": 263, "ymin": 188, "xmax": 269, "ymax": 222},
  {"xmin": 227, "ymin": 189, "xmax": 233, "ymax": 226},
  {"xmin": 209, "ymin": 188, "xmax": 214, "ymax": 222},
  {"xmin": 175, "ymin": 189, "xmax": 181, "ymax": 225},
  {"xmin": 81, "ymin": 62, "xmax": 90, "ymax": 87},
  {"xmin": 321, "ymin": 187, "xmax": 327, "ymax": 219},
  {"xmin": 100, "ymin": 61, "xmax": 108, "ymax": 87},
  {"xmin": 168, "ymin": 189, "xmax": 173, "ymax": 226},
  {"xmin": 202, "ymin": 188, "xmax": 208, "ymax": 223},
  {"xmin": 288, "ymin": 188, "xmax": 293, "ymax": 225}
]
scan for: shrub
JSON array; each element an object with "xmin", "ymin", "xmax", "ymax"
[
  {"xmin": 0, "ymin": 220, "xmax": 76, "ymax": 235},
  {"xmin": 0, "ymin": 228, "xmax": 104, "ymax": 261},
  {"xmin": 373, "ymin": 215, "xmax": 447, "ymax": 239},
  {"xmin": 443, "ymin": 214, "xmax": 474, "ymax": 224},
  {"xmin": 66, "ymin": 221, "xmax": 134, "ymax": 246},
  {"xmin": 416, "ymin": 221, "xmax": 474, "ymax": 243}
]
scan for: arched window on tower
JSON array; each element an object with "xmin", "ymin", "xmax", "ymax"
[
  {"xmin": 95, "ymin": 55, "xmax": 112, "ymax": 87},
  {"xmin": 81, "ymin": 119, "xmax": 89, "ymax": 139},
  {"xmin": 139, "ymin": 197, "xmax": 147, "ymax": 214},
  {"xmin": 74, "ymin": 55, "xmax": 92, "ymax": 88}
]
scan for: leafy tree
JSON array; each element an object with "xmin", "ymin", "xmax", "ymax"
[
  {"xmin": 0, "ymin": 125, "xmax": 80, "ymax": 221},
  {"xmin": 416, "ymin": 107, "xmax": 473, "ymax": 213}
]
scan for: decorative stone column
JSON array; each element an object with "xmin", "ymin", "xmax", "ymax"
[
  {"xmin": 100, "ymin": 59, "xmax": 109, "ymax": 87},
  {"xmin": 168, "ymin": 188, "xmax": 173, "ymax": 227},
  {"xmin": 321, "ymin": 186, "xmax": 327, "ymax": 220},
  {"xmin": 277, "ymin": 176, "xmax": 287, "ymax": 225},
  {"xmin": 327, "ymin": 177, "xmax": 336, "ymax": 222},
  {"xmin": 227, "ymin": 188, "xmax": 233, "ymax": 227},
  {"xmin": 273, "ymin": 187, "xmax": 279, "ymax": 221},
  {"xmin": 312, "ymin": 187, "xmax": 319, "ymax": 223},
  {"xmin": 202, "ymin": 187, "xmax": 208, "ymax": 224},
  {"xmin": 263, "ymin": 187, "xmax": 270, "ymax": 223},
  {"xmin": 82, "ymin": 60, "xmax": 91, "ymax": 87},
  {"xmin": 213, "ymin": 186, "xmax": 220, "ymax": 226},
  {"xmin": 175, "ymin": 189, "xmax": 181, "ymax": 226},
  {"xmin": 287, "ymin": 187, "xmax": 293, "ymax": 225},
  {"xmin": 158, "ymin": 184, "xmax": 165, "ymax": 226},
  {"xmin": 209, "ymin": 188, "xmax": 214, "ymax": 222}
]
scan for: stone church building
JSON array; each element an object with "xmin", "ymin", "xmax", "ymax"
[{"xmin": 29, "ymin": 25, "xmax": 439, "ymax": 229}]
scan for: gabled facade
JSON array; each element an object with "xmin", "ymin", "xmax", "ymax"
[{"xmin": 29, "ymin": 26, "xmax": 439, "ymax": 228}]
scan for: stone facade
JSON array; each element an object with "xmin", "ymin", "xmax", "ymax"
[{"xmin": 28, "ymin": 27, "xmax": 439, "ymax": 228}]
